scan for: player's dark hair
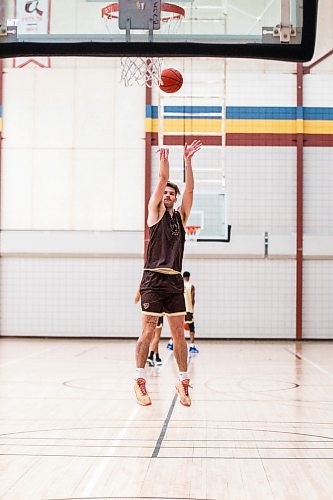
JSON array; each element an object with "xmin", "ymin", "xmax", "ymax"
[
  {"xmin": 183, "ymin": 271, "xmax": 190, "ymax": 278},
  {"xmin": 166, "ymin": 181, "xmax": 180, "ymax": 196}
]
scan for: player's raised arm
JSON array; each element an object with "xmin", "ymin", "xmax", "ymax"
[
  {"xmin": 147, "ymin": 148, "xmax": 169, "ymax": 226},
  {"xmin": 179, "ymin": 140, "xmax": 202, "ymax": 225}
]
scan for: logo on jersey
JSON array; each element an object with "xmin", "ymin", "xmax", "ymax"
[{"xmin": 143, "ymin": 303, "xmax": 150, "ymax": 309}]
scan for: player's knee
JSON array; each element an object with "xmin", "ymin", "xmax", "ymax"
[
  {"xmin": 172, "ymin": 325, "xmax": 184, "ymax": 339},
  {"xmin": 141, "ymin": 321, "xmax": 157, "ymax": 339}
]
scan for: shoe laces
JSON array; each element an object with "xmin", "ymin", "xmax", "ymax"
[
  {"xmin": 137, "ymin": 378, "xmax": 148, "ymax": 396},
  {"xmin": 181, "ymin": 379, "xmax": 192, "ymax": 396}
]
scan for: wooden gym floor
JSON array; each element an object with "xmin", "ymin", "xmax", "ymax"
[{"xmin": 1, "ymin": 337, "xmax": 333, "ymax": 500}]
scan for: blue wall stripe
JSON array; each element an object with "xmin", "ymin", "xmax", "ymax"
[
  {"xmin": 146, "ymin": 105, "xmax": 158, "ymax": 118},
  {"xmin": 164, "ymin": 106, "xmax": 222, "ymax": 113},
  {"xmin": 148, "ymin": 105, "xmax": 333, "ymax": 121},
  {"xmin": 296, "ymin": 106, "xmax": 303, "ymax": 119},
  {"xmin": 227, "ymin": 107, "xmax": 297, "ymax": 119},
  {"xmin": 227, "ymin": 106, "xmax": 333, "ymax": 120},
  {"xmin": 303, "ymin": 107, "xmax": 333, "ymax": 120},
  {"xmin": 164, "ymin": 115, "xmax": 221, "ymax": 120}
]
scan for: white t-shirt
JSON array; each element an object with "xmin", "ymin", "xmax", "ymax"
[{"xmin": 184, "ymin": 280, "xmax": 194, "ymax": 313}]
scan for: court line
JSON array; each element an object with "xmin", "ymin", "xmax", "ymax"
[
  {"xmin": 81, "ymin": 404, "xmax": 140, "ymax": 497},
  {"xmin": 153, "ymin": 348, "xmax": 173, "ymax": 372},
  {"xmin": 3, "ymin": 443, "xmax": 333, "ymax": 450},
  {"xmin": 286, "ymin": 348, "xmax": 333, "ymax": 379},
  {"xmin": 49, "ymin": 496, "xmax": 215, "ymax": 500},
  {"xmin": 151, "ymin": 353, "xmax": 195, "ymax": 458},
  {"xmin": 0, "ymin": 346, "xmax": 60, "ymax": 368},
  {"xmin": 152, "ymin": 394, "xmax": 178, "ymax": 458},
  {"xmin": 3, "ymin": 452, "xmax": 333, "ymax": 460},
  {"xmin": 81, "ymin": 350, "xmax": 174, "ymax": 496}
]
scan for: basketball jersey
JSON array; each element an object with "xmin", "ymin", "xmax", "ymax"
[
  {"xmin": 184, "ymin": 280, "xmax": 194, "ymax": 313},
  {"xmin": 144, "ymin": 209, "xmax": 186, "ymax": 273}
]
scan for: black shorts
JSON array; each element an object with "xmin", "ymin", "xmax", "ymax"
[
  {"xmin": 185, "ymin": 312, "xmax": 195, "ymax": 333},
  {"xmin": 140, "ymin": 270, "xmax": 186, "ymax": 317}
]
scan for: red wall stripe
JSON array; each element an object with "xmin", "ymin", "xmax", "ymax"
[{"xmin": 163, "ymin": 135, "xmax": 222, "ymax": 146}]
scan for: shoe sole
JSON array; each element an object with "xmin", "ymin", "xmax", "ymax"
[{"xmin": 136, "ymin": 400, "xmax": 152, "ymax": 406}]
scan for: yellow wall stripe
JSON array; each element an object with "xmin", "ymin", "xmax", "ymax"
[
  {"xmin": 163, "ymin": 118, "xmax": 222, "ymax": 134},
  {"xmin": 226, "ymin": 119, "xmax": 297, "ymax": 134},
  {"xmin": 303, "ymin": 120, "xmax": 333, "ymax": 134},
  {"xmin": 145, "ymin": 118, "xmax": 159, "ymax": 133},
  {"xmin": 146, "ymin": 118, "xmax": 333, "ymax": 135}
]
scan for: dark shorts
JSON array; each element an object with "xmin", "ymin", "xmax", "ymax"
[
  {"xmin": 185, "ymin": 312, "xmax": 195, "ymax": 333},
  {"xmin": 156, "ymin": 316, "xmax": 164, "ymax": 328},
  {"xmin": 140, "ymin": 270, "xmax": 186, "ymax": 317}
]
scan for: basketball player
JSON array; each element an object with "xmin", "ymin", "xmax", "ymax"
[
  {"xmin": 166, "ymin": 271, "xmax": 198, "ymax": 353},
  {"xmin": 183, "ymin": 271, "xmax": 199, "ymax": 353},
  {"xmin": 134, "ymin": 140, "xmax": 202, "ymax": 406},
  {"xmin": 147, "ymin": 316, "xmax": 163, "ymax": 366}
]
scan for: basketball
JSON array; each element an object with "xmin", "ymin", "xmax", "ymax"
[
  {"xmin": 159, "ymin": 68, "xmax": 183, "ymax": 93},
  {"xmin": 184, "ymin": 322, "xmax": 190, "ymax": 331}
]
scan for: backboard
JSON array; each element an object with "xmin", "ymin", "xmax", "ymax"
[
  {"xmin": 185, "ymin": 192, "xmax": 228, "ymax": 242},
  {"xmin": 162, "ymin": 138, "xmax": 228, "ymax": 241},
  {"xmin": 0, "ymin": 0, "xmax": 318, "ymax": 62}
]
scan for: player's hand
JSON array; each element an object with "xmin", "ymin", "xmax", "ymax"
[
  {"xmin": 184, "ymin": 140, "xmax": 202, "ymax": 160},
  {"xmin": 134, "ymin": 290, "xmax": 141, "ymax": 304},
  {"xmin": 156, "ymin": 147, "xmax": 169, "ymax": 160}
]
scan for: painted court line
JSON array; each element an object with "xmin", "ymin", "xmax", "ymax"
[
  {"xmin": 286, "ymin": 348, "xmax": 333, "ymax": 379},
  {"xmin": 81, "ymin": 404, "xmax": 140, "ymax": 497},
  {"xmin": 0, "ymin": 346, "xmax": 60, "ymax": 368},
  {"xmin": 151, "ymin": 352, "xmax": 195, "ymax": 458},
  {"xmin": 82, "ymin": 350, "xmax": 174, "ymax": 495},
  {"xmin": 152, "ymin": 393, "xmax": 178, "ymax": 458}
]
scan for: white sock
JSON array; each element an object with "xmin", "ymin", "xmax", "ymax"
[
  {"xmin": 190, "ymin": 343, "xmax": 195, "ymax": 347},
  {"xmin": 179, "ymin": 371, "xmax": 189, "ymax": 381},
  {"xmin": 169, "ymin": 338, "xmax": 173, "ymax": 344},
  {"xmin": 136, "ymin": 368, "xmax": 145, "ymax": 380}
]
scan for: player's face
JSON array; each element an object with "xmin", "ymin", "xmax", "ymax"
[{"xmin": 163, "ymin": 186, "xmax": 177, "ymax": 208}]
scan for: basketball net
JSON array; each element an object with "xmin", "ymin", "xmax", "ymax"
[
  {"xmin": 185, "ymin": 226, "xmax": 201, "ymax": 244},
  {"xmin": 120, "ymin": 57, "xmax": 163, "ymax": 87},
  {"xmin": 101, "ymin": 2, "xmax": 185, "ymax": 87}
]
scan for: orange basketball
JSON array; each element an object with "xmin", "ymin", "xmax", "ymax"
[
  {"xmin": 159, "ymin": 68, "xmax": 183, "ymax": 93},
  {"xmin": 184, "ymin": 322, "xmax": 190, "ymax": 331}
]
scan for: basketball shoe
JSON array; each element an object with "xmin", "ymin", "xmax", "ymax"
[
  {"xmin": 189, "ymin": 345, "xmax": 199, "ymax": 354},
  {"xmin": 166, "ymin": 340, "xmax": 173, "ymax": 350},
  {"xmin": 134, "ymin": 378, "xmax": 152, "ymax": 406},
  {"xmin": 155, "ymin": 353, "xmax": 162, "ymax": 366},
  {"xmin": 175, "ymin": 379, "xmax": 192, "ymax": 407},
  {"xmin": 147, "ymin": 351, "xmax": 155, "ymax": 367}
]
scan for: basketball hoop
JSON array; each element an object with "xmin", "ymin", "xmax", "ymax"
[
  {"xmin": 101, "ymin": 2, "xmax": 185, "ymax": 87},
  {"xmin": 185, "ymin": 226, "xmax": 201, "ymax": 244}
]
